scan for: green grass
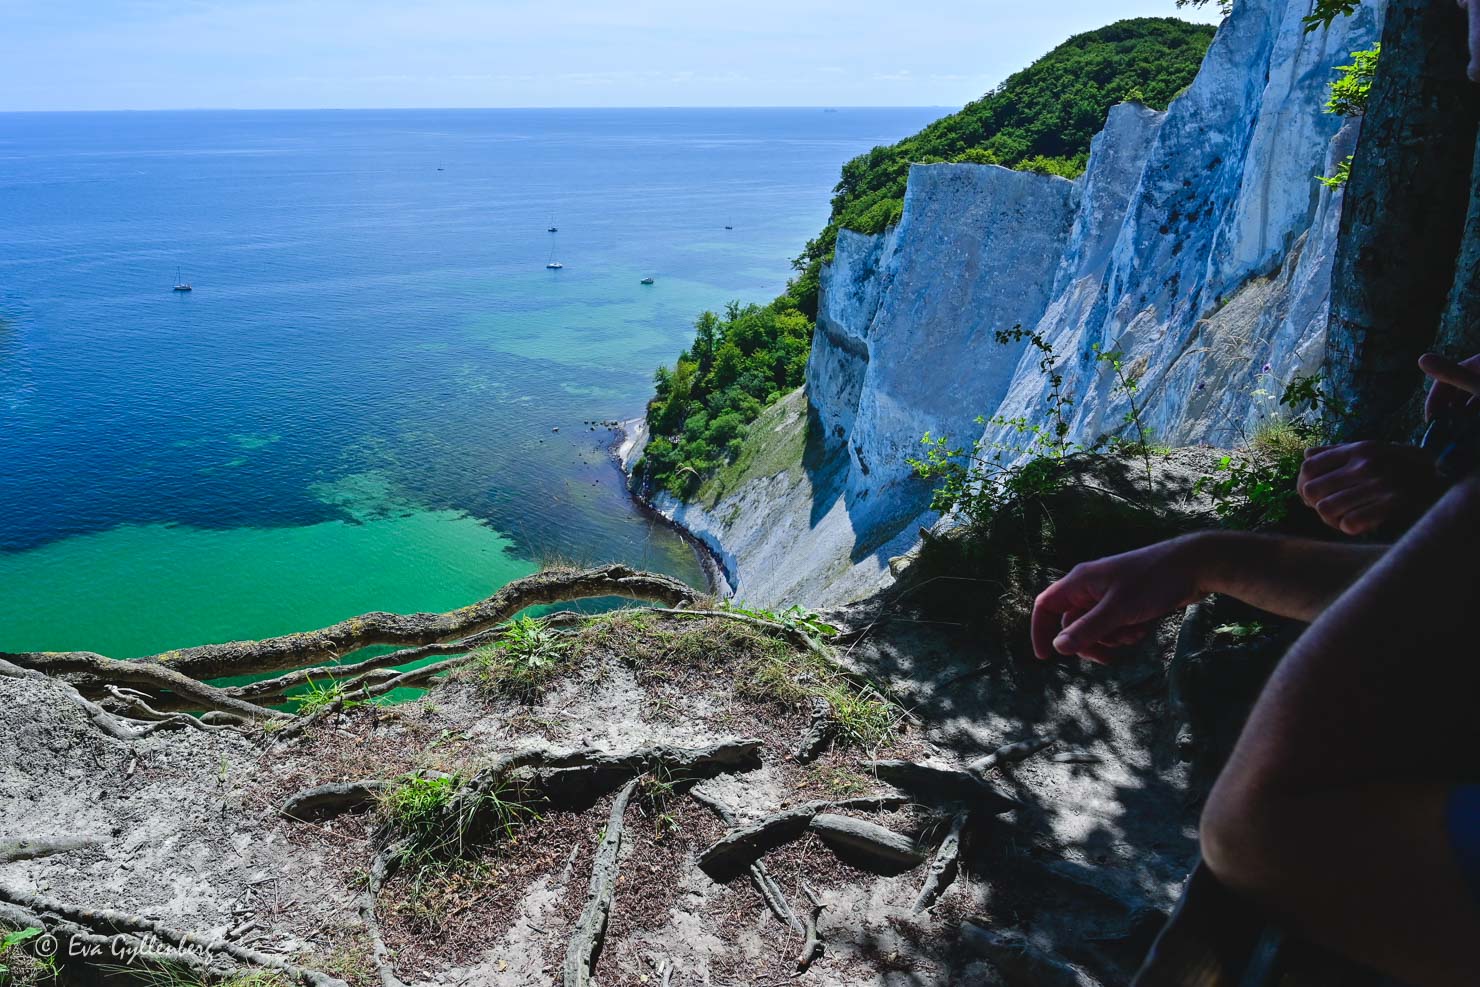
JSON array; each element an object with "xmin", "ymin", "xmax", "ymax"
[
  {"xmin": 379, "ymin": 771, "xmax": 539, "ymax": 867},
  {"xmin": 468, "ymin": 615, "xmax": 571, "ymax": 700},
  {"xmin": 289, "ymin": 675, "xmax": 358, "ymax": 715}
]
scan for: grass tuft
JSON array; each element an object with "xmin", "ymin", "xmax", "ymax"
[{"xmin": 469, "ymin": 616, "xmax": 571, "ymax": 700}]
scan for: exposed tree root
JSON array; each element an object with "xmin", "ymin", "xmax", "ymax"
[
  {"xmin": 867, "ymin": 759, "xmax": 1020, "ymax": 813},
  {"xmin": 794, "ymin": 696, "xmax": 836, "ymax": 764},
  {"xmin": 912, "ymin": 811, "xmax": 968, "ymax": 914},
  {"xmin": 281, "ymin": 780, "xmax": 391, "ymax": 821},
  {"xmin": 689, "ymin": 789, "xmax": 805, "ymax": 934},
  {"xmin": 564, "ymin": 777, "xmax": 640, "ymax": 987},
  {"xmin": 697, "ymin": 796, "xmax": 907, "ymax": 878},
  {"xmin": 967, "ymin": 736, "xmax": 1055, "ymax": 775},
  {"xmin": 0, "ymin": 883, "xmax": 348, "ymax": 987},
  {"xmin": 1, "ymin": 651, "xmax": 287, "ymax": 722},
  {"xmin": 102, "ymin": 685, "xmax": 248, "ymax": 734},
  {"xmin": 795, "ymin": 881, "xmax": 824, "ymax": 973},
  {"xmin": 3, "ymin": 565, "xmax": 695, "ymax": 684},
  {"xmin": 0, "ymin": 835, "xmax": 102, "ymax": 865},
  {"xmin": 359, "ymin": 847, "xmax": 408, "ymax": 987},
  {"xmin": 809, "ymin": 813, "xmax": 924, "ymax": 870}
]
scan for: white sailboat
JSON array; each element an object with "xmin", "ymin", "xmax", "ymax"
[
  {"xmin": 172, "ymin": 267, "xmax": 193, "ymax": 292},
  {"xmin": 546, "ymin": 238, "xmax": 563, "ymax": 270}
]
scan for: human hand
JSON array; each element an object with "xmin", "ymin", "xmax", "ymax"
[
  {"xmin": 1420, "ymin": 352, "xmax": 1480, "ymax": 422},
  {"xmin": 1031, "ymin": 536, "xmax": 1207, "ymax": 663},
  {"xmin": 1296, "ymin": 441, "xmax": 1441, "ymax": 536}
]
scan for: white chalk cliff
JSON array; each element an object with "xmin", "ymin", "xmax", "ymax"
[{"xmin": 644, "ymin": 0, "xmax": 1384, "ymax": 608}]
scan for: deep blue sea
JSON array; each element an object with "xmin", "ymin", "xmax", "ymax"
[{"xmin": 0, "ymin": 107, "xmax": 943, "ymax": 658}]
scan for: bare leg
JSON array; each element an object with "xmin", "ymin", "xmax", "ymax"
[{"xmin": 1202, "ymin": 477, "xmax": 1480, "ymax": 985}]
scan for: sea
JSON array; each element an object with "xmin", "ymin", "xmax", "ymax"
[{"xmin": 0, "ymin": 107, "xmax": 943, "ymax": 663}]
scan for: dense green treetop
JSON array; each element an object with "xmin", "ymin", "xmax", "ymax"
[{"xmin": 635, "ymin": 17, "xmax": 1217, "ymax": 500}]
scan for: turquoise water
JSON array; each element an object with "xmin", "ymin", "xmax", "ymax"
[{"xmin": 0, "ymin": 108, "xmax": 942, "ymax": 660}]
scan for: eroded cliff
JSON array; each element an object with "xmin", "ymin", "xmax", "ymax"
[{"xmin": 643, "ymin": 0, "xmax": 1383, "ymax": 609}]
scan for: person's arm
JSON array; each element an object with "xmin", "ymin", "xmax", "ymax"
[{"xmin": 1031, "ymin": 531, "xmax": 1387, "ymax": 662}]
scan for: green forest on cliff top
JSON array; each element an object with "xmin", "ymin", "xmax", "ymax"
[{"xmin": 635, "ymin": 17, "xmax": 1217, "ymax": 500}]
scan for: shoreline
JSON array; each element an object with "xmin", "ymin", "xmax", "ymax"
[{"xmin": 606, "ymin": 417, "xmax": 729, "ymax": 600}]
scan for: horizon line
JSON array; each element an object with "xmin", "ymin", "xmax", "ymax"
[{"xmin": 0, "ymin": 104, "xmax": 958, "ymax": 115}]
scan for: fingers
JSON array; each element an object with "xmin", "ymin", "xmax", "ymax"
[
  {"xmin": 1312, "ymin": 479, "xmax": 1391, "ymax": 532},
  {"xmin": 1297, "ymin": 445, "xmax": 1358, "ymax": 501},
  {"xmin": 1300, "ymin": 461, "xmax": 1368, "ymax": 506},
  {"xmin": 1421, "ymin": 353, "xmax": 1480, "ymax": 418},
  {"xmin": 1032, "ymin": 582, "xmax": 1076, "ymax": 661},
  {"xmin": 1337, "ymin": 495, "xmax": 1397, "ymax": 536},
  {"xmin": 1055, "ymin": 596, "xmax": 1133, "ymax": 658}
]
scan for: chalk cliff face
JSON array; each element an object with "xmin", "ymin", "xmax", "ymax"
[{"xmin": 647, "ymin": 0, "xmax": 1383, "ymax": 608}]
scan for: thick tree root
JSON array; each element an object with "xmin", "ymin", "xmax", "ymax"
[
  {"xmin": 3, "ymin": 565, "xmax": 695, "ymax": 683},
  {"xmin": 102, "ymin": 685, "xmax": 248, "ymax": 734},
  {"xmin": 359, "ymin": 848, "xmax": 408, "ymax": 987},
  {"xmin": 808, "ymin": 813, "xmax": 924, "ymax": 870},
  {"xmin": 1, "ymin": 652, "xmax": 287, "ymax": 722},
  {"xmin": 0, "ymin": 835, "xmax": 102, "ymax": 865},
  {"xmin": 281, "ymin": 780, "xmax": 391, "ymax": 821},
  {"xmin": 564, "ymin": 777, "xmax": 640, "ymax": 987},
  {"xmin": 912, "ymin": 811, "xmax": 968, "ymax": 914},
  {"xmin": 794, "ymin": 696, "xmax": 836, "ymax": 764},
  {"xmin": 967, "ymin": 736, "xmax": 1055, "ymax": 775},
  {"xmin": 867, "ymin": 759, "xmax": 1020, "ymax": 813},
  {"xmin": 697, "ymin": 796, "xmax": 906, "ymax": 878},
  {"xmin": 0, "ymin": 884, "xmax": 348, "ymax": 987},
  {"xmin": 795, "ymin": 882, "xmax": 824, "ymax": 973},
  {"xmin": 689, "ymin": 789, "xmax": 804, "ymax": 934}
]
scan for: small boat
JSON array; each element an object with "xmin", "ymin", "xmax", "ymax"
[
  {"xmin": 724, "ymin": 225, "xmax": 734, "ymax": 230},
  {"xmin": 547, "ymin": 226, "xmax": 558, "ymax": 233},
  {"xmin": 172, "ymin": 267, "xmax": 192, "ymax": 292},
  {"xmin": 547, "ymin": 261, "xmax": 564, "ymax": 270},
  {"xmin": 640, "ymin": 277, "xmax": 654, "ymax": 285}
]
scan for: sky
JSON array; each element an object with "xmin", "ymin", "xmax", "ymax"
[{"xmin": 0, "ymin": 1, "xmax": 1221, "ymax": 112}]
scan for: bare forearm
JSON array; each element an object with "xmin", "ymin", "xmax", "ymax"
[{"xmin": 1187, "ymin": 531, "xmax": 1388, "ymax": 622}]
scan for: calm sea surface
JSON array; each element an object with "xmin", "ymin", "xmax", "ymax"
[{"xmin": 0, "ymin": 108, "xmax": 942, "ymax": 661}]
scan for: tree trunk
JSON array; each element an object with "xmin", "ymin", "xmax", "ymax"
[
  {"xmin": 1325, "ymin": 0, "xmax": 1480, "ymax": 439},
  {"xmin": 1436, "ymin": 133, "xmax": 1480, "ymax": 359}
]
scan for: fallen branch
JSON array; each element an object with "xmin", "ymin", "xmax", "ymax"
[
  {"xmin": 0, "ymin": 883, "xmax": 348, "ymax": 987},
  {"xmin": 912, "ymin": 812, "xmax": 968, "ymax": 914},
  {"xmin": 1, "ymin": 565, "xmax": 694, "ymax": 683},
  {"xmin": 564, "ymin": 777, "xmax": 640, "ymax": 987}
]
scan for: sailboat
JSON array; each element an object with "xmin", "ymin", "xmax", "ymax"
[
  {"xmin": 172, "ymin": 267, "xmax": 193, "ymax": 292},
  {"xmin": 547, "ymin": 214, "xmax": 559, "ymax": 233},
  {"xmin": 546, "ymin": 238, "xmax": 563, "ymax": 270}
]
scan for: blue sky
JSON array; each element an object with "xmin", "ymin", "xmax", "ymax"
[{"xmin": 0, "ymin": 1, "xmax": 1221, "ymax": 112}]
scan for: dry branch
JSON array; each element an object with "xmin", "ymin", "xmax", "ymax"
[{"xmin": 795, "ymin": 882, "xmax": 824, "ymax": 973}]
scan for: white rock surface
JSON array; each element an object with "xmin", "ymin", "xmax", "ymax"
[{"xmin": 653, "ymin": 0, "xmax": 1384, "ymax": 608}]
